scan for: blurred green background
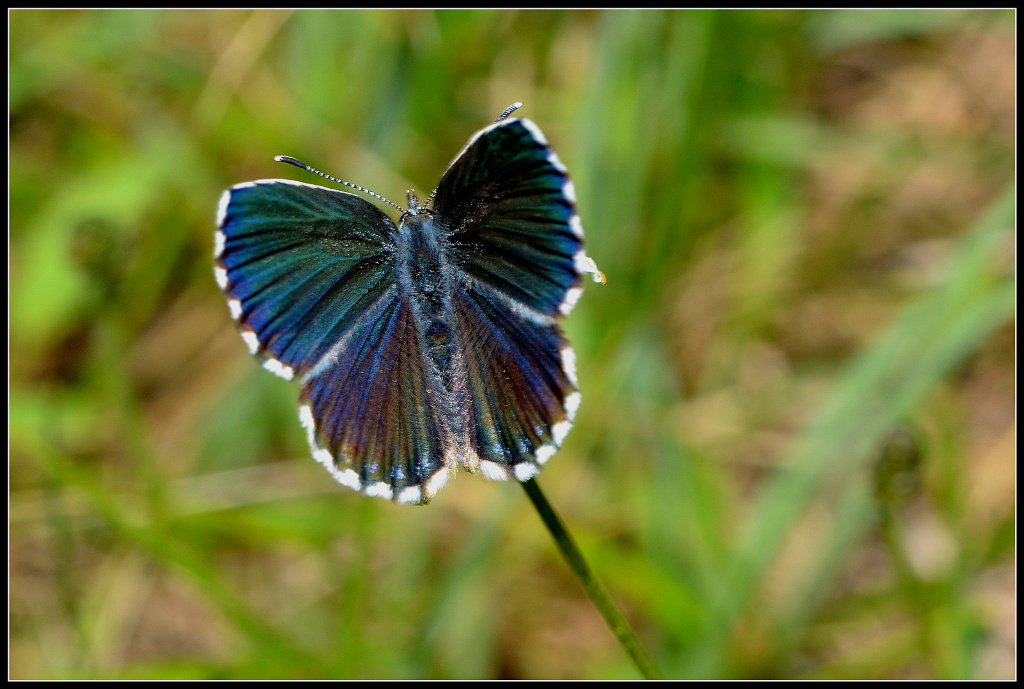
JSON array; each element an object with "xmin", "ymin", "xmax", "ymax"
[{"xmin": 9, "ymin": 9, "xmax": 1015, "ymax": 679}]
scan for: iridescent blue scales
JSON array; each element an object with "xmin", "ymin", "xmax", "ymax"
[{"xmin": 214, "ymin": 115, "xmax": 602, "ymax": 504}]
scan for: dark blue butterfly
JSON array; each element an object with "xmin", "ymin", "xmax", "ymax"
[{"xmin": 214, "ymin": 104, "xmax": 603, "ymax": 504}]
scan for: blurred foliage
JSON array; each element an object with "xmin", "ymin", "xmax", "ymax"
[{"xmin": 9, "ymin": 9, "xmax": 1015, "ymax": 679}]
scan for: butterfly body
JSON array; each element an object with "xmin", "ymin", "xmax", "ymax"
[
  {"xmin": 395, "ymin": 209, "xmax": 476, "ymax": 473},
  {"xmin": 216, "ymin": 113, "xmax": 601, "ymax": 504}
]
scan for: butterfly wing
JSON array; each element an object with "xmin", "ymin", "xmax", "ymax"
[
  {"xmin": 433, "ymin": 118, "xmax": 591, "ymax": 480},
  {"xmin": 298, "ymin": 290, "xmax": 450, "ymax": 504},
  {"xmin": 216, "ymin": 179, "xmax": 450, "ymax": 503},
  {"xmin": 434, "ymin": 118, "xmax": 587, "ymax": 318},
  {"xmin": 452, "ymin": 287, "xmax": 581, "ymax": 482},
  {"xmin": 215, "ymin": 179, "xmax": 397, "ymax": 379}
]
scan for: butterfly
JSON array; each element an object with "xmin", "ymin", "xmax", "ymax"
[{"xmin": 214, "ymin": 103, "xmax": 603, "ymax": 504}]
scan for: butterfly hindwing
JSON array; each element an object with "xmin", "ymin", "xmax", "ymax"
[
  {"xmin": 454, "ymin": 286, "xmax": 579, "ymax": 482},
  {"xmin": 216, "ymin": 180, "xmax": 397, "ymax": 378},
  {"xmin": 298, "ymin": 290, "xmax": 450, "ymax": 504},
  {"xmin": 433, "ymin": 118, "xmax": 586, "ymax": 319}
]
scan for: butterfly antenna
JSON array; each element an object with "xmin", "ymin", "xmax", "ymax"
[
  {"xmin": 274, "ymin": 156, "xmax": 406, "ymax": 213},
  {"xmin": 496, "ymin": 102, "xmax": 524, "ymax": 122}
]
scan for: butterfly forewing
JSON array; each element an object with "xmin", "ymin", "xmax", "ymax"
[
  {"xmin": 434, "ymin": 119, "xmax": 585, "ymax": 318},
  {"xmin": 216, "ymin": 180, "xmax": 397, "ymax": 377}
]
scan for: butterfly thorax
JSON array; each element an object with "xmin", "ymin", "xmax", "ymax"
[
  {"xmin": 396, "ymin": 213, "xmax": 477, "ymax": 470},
  {"xmin": 397, "ymin": 213, "xmax": 448, "ymax": 323}
]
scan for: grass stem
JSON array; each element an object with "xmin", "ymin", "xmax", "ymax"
[{"xmin": 522, "ymin": 478, "xmax": 664, "ymax": 679}]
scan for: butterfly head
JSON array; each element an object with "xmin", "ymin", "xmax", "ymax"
[{"xmin": 404, "ymin": 189, "xmax": 432, "ymax": 218}]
